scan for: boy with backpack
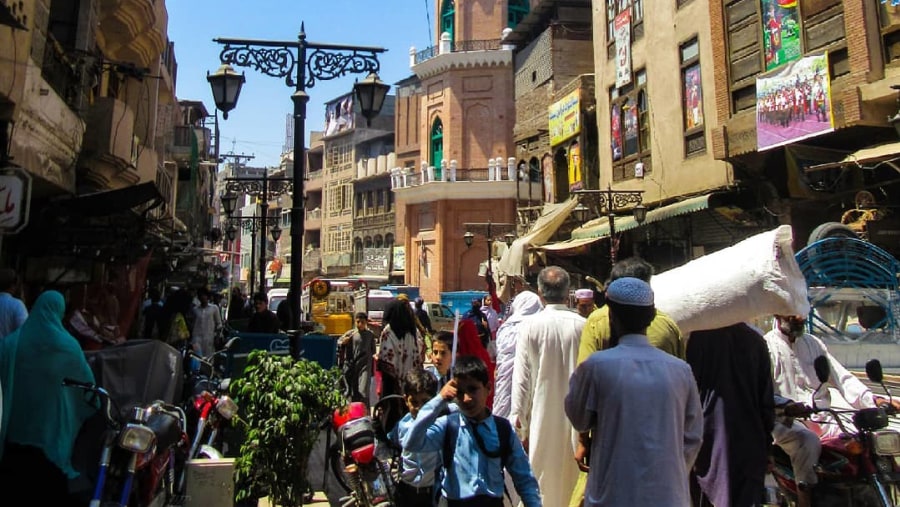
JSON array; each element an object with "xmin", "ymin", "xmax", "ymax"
[
  {"xmin": 403, "ymin": 355, "xmax": 542, "ymax": 507},
  {"xmin": 388, "ymin": 368, "xmax": 448, "ymax": 506}
]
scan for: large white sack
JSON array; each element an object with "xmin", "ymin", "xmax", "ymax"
[{"xmin": 650, "ymin": 225, "xmax": 810, "ymax": 335}]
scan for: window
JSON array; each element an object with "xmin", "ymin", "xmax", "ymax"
[
  {"xmin": 606, "ymin": 0, "xmax": 643, "ymax": 48},
  {"xmin": 610, "ymin": 69, "xmax": 650, "ymax": 182},
  {"xmin": 328, "ymin": 227, "xmax": 351, "ymax": 252},
  {"xmin": 508, "ymin": 0, "xmax": 529, "ymax": 28},
  {"xmin": 355, "ymin": 192, "xmax": 364, "ymax": 217},
  {"xmin": 680, "ymin": 38, "xmax": 706, "ymax": 156},
  {"xmin": 386, "ymin": 190, "xmax": 394, "ymax": 212},
  {"xmin": 441, "ymin": 0, "xmax": 455, "ymax": 44},
  {"xmin": 281, "ymin": 209, "xmax": 291, "ymax": 227},
  {"xmin": 430, "ymin": 118, "xmax": 444, "ymax": 171}
]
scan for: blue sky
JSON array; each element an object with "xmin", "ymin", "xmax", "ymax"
[{"xmin": 168, "ymin": 1, "xmax": 434, "ymax": 168}]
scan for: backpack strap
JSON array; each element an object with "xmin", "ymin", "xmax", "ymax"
[
  {"xmin": 493, "ymin": 415, "xmax": 513, "ymax": 467},
  {"xmin": 442, "ymin": 413, "xmax": 513, "ymax": 469},
  {"xmin": 442, "ymin": 411, "xmax": 460, "ymax": 471}
]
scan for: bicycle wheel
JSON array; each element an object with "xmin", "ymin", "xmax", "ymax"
[{"xmin": 328, "ymin": 442, "xmax": 352, "ymax": 493}]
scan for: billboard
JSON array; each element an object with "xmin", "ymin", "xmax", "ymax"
[
  {"xmin": 324, "ymin": 94, "xmax": 354, "ymax": 136},
  {"xmin": 549, "ymin": 89, "xmax": 581, "ymax": 146},
  {"xmin": 756, "ymin": 52, "xmax": 834, "ymax": 151}
]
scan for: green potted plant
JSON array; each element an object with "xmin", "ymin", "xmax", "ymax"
[{"xmin": 231, "ymin": 350, "xmax": 345, "ymax": 507}]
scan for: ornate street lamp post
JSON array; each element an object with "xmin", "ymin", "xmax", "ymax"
[
  {"xmin": 209, "ymin": 24, "xmax": 388, "ymax": 330},
  {"xmin": 221, "ymin": 171, "xmax": 292, "ymax": 295},
  {"xmin": 463, "ymin": 221, "xmax": 517, "ymax": 274},
  {"xmin": 224, "ymin": 213, "xmax": 283, "ymax": 295},
  {"xmin": 573, "ymin": 186, "xmax": 647, "ymax": 264}
]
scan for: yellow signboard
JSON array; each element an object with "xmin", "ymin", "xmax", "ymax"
[{"xmin": 549, "ymin": 89, "xmax": 581, "ymax": 146}]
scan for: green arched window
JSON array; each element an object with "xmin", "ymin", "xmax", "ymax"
[
  {"xmin": 441, "ymin": 0, "xmax": 455, "ymax": 45},
  {"xmin": 430, "ymin": 118, "xmax": 444, "ymax": 179},
  {"xmin": 508, "ymin": 0, "xmax": 529, "ymax": 28}
]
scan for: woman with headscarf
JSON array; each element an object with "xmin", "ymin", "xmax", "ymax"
[
  {"xmin": 377, "ymin": 297, "xmax": 423, "ymax": 430},
  {"xmin": 493, "ymin": 290, "xmax": 543, "ymax": 420},
  {"xmin": 0, "ymin": 290, "xmax": 97, "ymax": 503}
]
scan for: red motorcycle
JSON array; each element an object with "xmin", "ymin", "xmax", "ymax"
[
  {"xmin": 770, "ymin": 358, "xmax": 900, "ymax": 507},
  {"xmin": 328, "ymin": 397, "xmax": 404, "ymax": 507}
]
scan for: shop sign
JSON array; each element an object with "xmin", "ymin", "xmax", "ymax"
[
  {"xmin": 548, "ymin": 89, "xmax": 581, "ymax": 146},
  {"xmin": 0, "ymin": 166, "xmax": 31, "ymax": 234},
  {"xmin": 614, "ymin": 9, "xmax": 632, "ymax": 88}
]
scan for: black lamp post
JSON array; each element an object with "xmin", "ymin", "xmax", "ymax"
[
  {"xmin": 221, "ymin": 171, "xmax": 291, "ymax": 295},
  {"xmin": 463, "ymin": 221, "xmax": 517, "ymax": 274},
  {"xmin": 210, "ymin": 23, "xmax": 387, "ymax": 330},
  {"xmin": 573, "ymin": 186, "xmax": 647, "ymax": 265}
]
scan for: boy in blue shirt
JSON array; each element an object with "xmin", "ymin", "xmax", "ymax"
[
  {"xmin": 425, "ymin": 331, "xmax": 453, "ymax": 389},
  {"xmin": 389, "ymin": 368, "xmax": 443, "ymax": 506},
  {"xmin": 404, "ymin": 356, "xmax": 542, "ymax": 507}
]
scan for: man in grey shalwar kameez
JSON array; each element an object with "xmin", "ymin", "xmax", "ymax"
[{"xmin": 565, "ymin": 277, "xmax": 702, "ymax": 507}]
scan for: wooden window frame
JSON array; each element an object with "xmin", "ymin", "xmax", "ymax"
[
  {"xmin": 610, "ymin": 69, "xmax": 651, "ymax": 182},
  {"xmin": 606, "ymin": 0, "xmax": 644, "ymax": 60},
  {"xmin": 680, "ymin": 37, "xmax": 707, "ymax": 157}
]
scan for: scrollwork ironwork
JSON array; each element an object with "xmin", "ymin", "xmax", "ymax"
[
  {"xmin": 225, "ymin": 178, "xmax": 293, "ymax": 200},
  {"xmin": 220, "ymin": 44, "xmax": 296, "ymax": 79},
  {"xmin": 574, "ymin": 188, "xmax": 644, "ymax": 219},
  {"xmin": 305, "ymin": 49, "xmax": 380, "ymax": 88}
]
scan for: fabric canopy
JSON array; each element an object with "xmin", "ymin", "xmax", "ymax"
[{"xmin": 496, "ymin": 198, "xmax": 579, "ymax": 278}]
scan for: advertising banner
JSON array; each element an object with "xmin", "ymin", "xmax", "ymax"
[
  {"xmin": 756, "ymin": 52, "xmax": 834, "ymax": 151},
  {"xmin": 324, "ymin": 93, "xmax": 354, "ymax": 137},
  {"xmin": 614, "ymin": 9, "xmax": 632, "ymax": 88},
  {"xmin": 548, "ymin": 89, "xmax": 581, "ymax": 146},
  {"xmin": 762, "ymin": 0, "xmax": 802, "ymax": 71}
]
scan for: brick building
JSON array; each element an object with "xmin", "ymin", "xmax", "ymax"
[{"xmin": 711, "ymin": 0, "xmax": 900, "ymax": 257}]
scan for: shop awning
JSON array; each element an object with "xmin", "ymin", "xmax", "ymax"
[
  {"xmin": 536, "ymin": 236, "xmax": 603, "ymax": 252},
  {"xmin": 572, "ymin": 194, "xmax": 713, "ymax": 240},
  {"xmin": 56, "ymin": 181, "xmax": 164, "ymax": 217},
  {"xmin": 806, "ymin": 141, "xmax": 900, "ymax": 172}
]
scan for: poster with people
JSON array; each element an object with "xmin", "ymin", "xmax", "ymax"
[
  {"xmin": 623, "ymin": 101, "xmax": 639, "ymax": 157},
  {"xmin": 567, "ymin": 141, "xmax": 583, "ymax": 192},
  {"xmin": 683, "ymin": 65, "xmax": 704, "ymax": 130},
  {"xmin": 762, "ymin": 0, "xmax": 801, "ymax": 71},
  {"xmin": 611, "ymin": 103, "xmax": 623, "ymax": 161},
  {"xmin": 324, "ymin": 94, "xmax": 355, "ymax": 137},
  {"xmin": 756, "ymin": 52, "xmax": 834, "ymax": 151}
]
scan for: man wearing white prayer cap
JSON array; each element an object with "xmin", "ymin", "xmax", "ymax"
[
  {"xmin": 565, "ymin": 277, "xmax": 703, "ymax": 507},
  {"xmin": 573, "ymin": 288, "xmax": 596, "ymax": 318}
]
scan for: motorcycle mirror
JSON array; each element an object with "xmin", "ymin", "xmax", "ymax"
[
  {"xmin": 866, "ymin": 359, "xmax": 884, "ymax": 384},
  {"xmin": 813, "ymin": 355, "xmax": 830, "ymax": 384},
  {"xmin": 223, "ymin": 336, "xmax": 240, "ymax": 350}
]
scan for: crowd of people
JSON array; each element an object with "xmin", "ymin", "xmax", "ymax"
[
  {"xmin": 344, "ymin": 258, "xmax": 899, "ymax": 507},
  {"xmin": 1, "ymin": 252, "xmax": 897, "ymax": 506}
]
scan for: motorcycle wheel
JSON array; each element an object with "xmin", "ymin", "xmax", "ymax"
[{"xmin": 328, "ymin": 442, "xmax": 352, "ymax": 493}]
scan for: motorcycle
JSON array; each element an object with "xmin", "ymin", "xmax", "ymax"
[
  {"xmin": 769, "ymin": 357, "xmax": 900, "ymax": 507},
  {"xmin": 328, "ymin": 396, "xmax": 405, "ymax": 507},
  {"xmin": 177, "ymin": 337, "xmax": 241, "ymax": 492},
  {"xmin": 63, "ymin": 377, "xmax": 188, "ymax": 507}
]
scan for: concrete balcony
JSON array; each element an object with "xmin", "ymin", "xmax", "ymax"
[
  {"xmin": 97, "ymin": 0, "xmax": 167, "ymax": 68},
  {"xmin": 411, "ymin": 36, "xmax": 513, "ymax": 79},
  {"xmin": 80, "ymin": 96, "xmax": 145, "ymax": 189},
  {"xmin": 306, "ymin": 169, "xmax": 323, "ymax": 191},
  {"xmin": 169, "ymin": 126, "xmax": 211, "ymax": 167},
  {"xmin": 305, "ymin": 208, "xmax": 322, "ymax": 230},
  {"xmin": 391, "ymin": 165, "xmax": 543, "ymax": 206},
  {"xmin": 10, "ymin": 61, "xmax": 84, "ymax": 193}
]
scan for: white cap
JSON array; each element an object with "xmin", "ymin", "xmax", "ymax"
[{"xmin": 574, "ymin": 289, "xmax": 594, "ymax": 300}]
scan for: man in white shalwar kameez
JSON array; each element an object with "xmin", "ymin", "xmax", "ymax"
[
  {"xmin": 509, "ymin": 266, "xmax": 584, "ymax": 507},
  {"xmin": 565, "ymin": 277, "xmax": 702, "ymax": 507}
]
